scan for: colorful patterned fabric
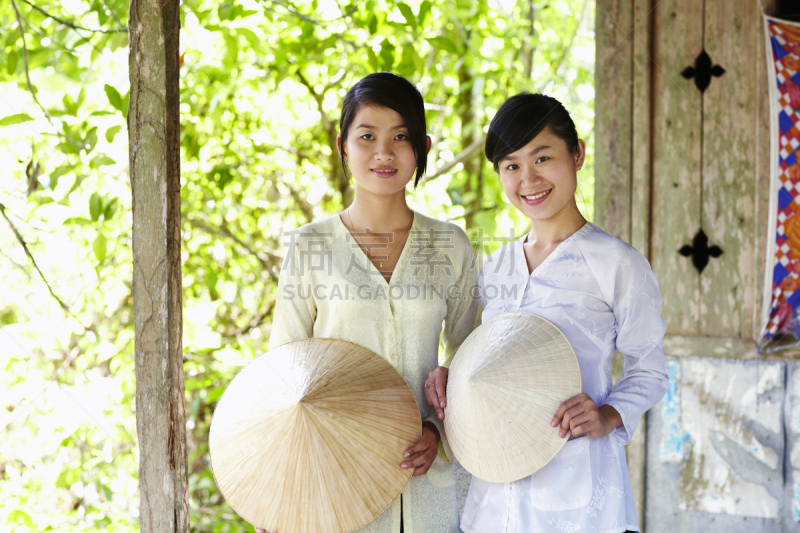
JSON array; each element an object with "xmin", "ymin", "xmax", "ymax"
[{"xmin": 761, "ymin": 16, "xmax": 800, "ymax": 351}]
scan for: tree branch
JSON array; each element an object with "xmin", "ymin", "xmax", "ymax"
[
  {"xmin": 19, "ymin": 0, "xmax": 128, "ymax": 33},
  {"xmin": 11, "ymin": 0, "xmax": 55, "ymax": 128},
  {"xmin": 260, "ymin": 0, "xmax": 357, "ymax": 24},
  {"xmin": 11, "ymin": 0, "xmax": 95, "ymax": 152},
  {"xmin": 184, "ymin": 214, "xmax": 283, "ymax": 276},
  {"xmin": 547, "ymin": 0, "xmax": 588, "ymax": 81},
  {"xmin": 222, "ymin": 299, "xmax": 276, "ymax": 340},
  {"xmin": 522, "ymin": 0, "xmax": 536, "ymax": 78},
  {"xmin": 295, "ymin": 69, "xmax": 346, "ymax": 203},
  {"xmin": 0, "ymin": 203, "xmax": 74, "ymax": 315},
  {"xmin": 284, "ymin": 182, "xmax": 315, "ymax": 223},
  {"xmin": 102, "ymin": 0, "xmax": 125, "ymax": 27},
  {"xmin": 423, "ymin": 134, "xmax": 486, "ymax": 183}
]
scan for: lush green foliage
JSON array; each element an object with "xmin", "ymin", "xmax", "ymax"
[{"xmin": 0, "ymin": 0, "xmax": 594, "ymax": 531}]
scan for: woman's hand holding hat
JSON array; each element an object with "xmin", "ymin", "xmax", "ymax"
[
  {"xmin": 551, "ymin": 393, "xmax": 622, "ymax": 439},
  {"xmin": 425, "ymin": 366, "xmax": 449, "ymax": 420},
  {"xmin": 401, "ymin": 423, "xmax": 440, "ymax": 476}
]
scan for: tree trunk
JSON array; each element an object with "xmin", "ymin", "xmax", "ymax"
[
  {"xmin": 459, "ymin": 60, "xmax": 481, "ymax": 228},
  {"xmin": 128, "ymin": 0, "xmax": 188, "ymax": 531}
]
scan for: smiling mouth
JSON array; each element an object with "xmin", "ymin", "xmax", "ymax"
[
  {"xmin": 521, "ymin": 189, "xmax": 552, "ymax": 201},
  {"xmin": 372, "ymin": 168, "xmax": 398, "ymax": 176}
]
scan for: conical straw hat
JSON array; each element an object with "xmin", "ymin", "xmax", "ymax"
[
  {"xmin": 444, "ymin": 312, "xmax": 581, "ymax": 483},
  {"xmin": 209, "ymin": 338, "xmax": 421, "ymax": 532}
]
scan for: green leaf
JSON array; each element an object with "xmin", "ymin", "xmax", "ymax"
[
  {"xmin": 368, "ymin": 14, "xmax": 378, "ymax": 34},
  {"xmin": 56, "ymin": 467, "xmax": 79, "ymax": 488},
  {"xmin": 379, "ymin": 39, "xmax": 395, "ymax": 71},
  {"xmin": 63, "ymin": 93, "xmax": 78, "ymax": 115},
  {"xmin": 105, "ymin": 125, "xmax": 122, "ymax": 143},
  {"xmin": 93, "ymin": 231, "xmax": 107, "ymax": 262},
  {"xmin": 223, "ymin": 33, "xmax": 239, "ymax": 65},
  {"xmin": 84, "ymin": 126, "xmax": 99, "ymax": 151},
  {"xmin": 103, "ymin": 197, "xmax": 118, "ymax": 220},
  {"xmin": 397, "ymin": 44, "xmax": 418, "ymax": 77},
  {"xmin": 92, "ymin": 154, "xmax": 116, "ymax": 167},
  {"xmin": 104, "ymin": 84, "xmax": 126, "ymax": 117},
  {"xmin": 0, "ymin": 113, "xmax": 33, "ymax": 126},
  {"xmin": 8, "ymin": 510, "xmax": 33, "ymax": 528},
  {"xmin": 447, "ymin": 187, "xmax": 463, "ymax": 205},
  {"xmin": 122, "ymin": 91, "xmax": 130, "ymax": 119},
  {"xmin": 89, "ymin": 193, "xmax": 102, "ymax": 221},
  {"xmin": 208, "ymin": 165, "xmax": 234, "ymax": 190},
  {"xmin": 397, "ymin": 3, "xmax": 417, "ymax": 31},
  {"xmin": 63, "ymin": 217, "xmax": 93, "ymax": 226},
  {"xmin": 208, "ymin": 385, "xmax": 225, "ymax": 402},
  {"xmin": 204, "ymin": 270, "xmax": 219, "ymax": 300},
  {"xmin": 49, "ymin": 165, "xmax": 70, "ymax": 190},
  {"xmin": 418, "ymin": 0, "xmax": 432, "ymax": 26},
  {"xmin": 6, "ymin": 50, "xmax": 18, "ymax": 75},
  {"xmin": 1, "ymin": 308, "xmax": 17, "ymax": 325},
  {"xmin": 366, "ymin": 47, "xmax": 379, "ymax": 71},
  {"xmin": 427, "ymin": 36, "xmax": 460, "ymax": 55},
  {"xmin": 237, "ymin": 28, "xmax": 261, "ymax": 51}
]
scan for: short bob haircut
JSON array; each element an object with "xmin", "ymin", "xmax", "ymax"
[
  {"xmin": 339, "ymin": 72, "xmax": 428, "ymax": 186},
  {"xmin": 485, "ymin": 93, "xmax": 579, "ymax": 172}
]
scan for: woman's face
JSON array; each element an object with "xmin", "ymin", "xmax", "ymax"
[
  {"xmin": 338, "ymin": 105, "xmax": 427, "ymax": 198},
  {"xmin": 498, "ymin": 126, "xmax": 586, "ymax": 222}
]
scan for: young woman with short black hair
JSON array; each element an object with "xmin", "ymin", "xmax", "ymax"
[{"xmin": 426, "ymin": 93, "xmax": 668, "ymax": 533}]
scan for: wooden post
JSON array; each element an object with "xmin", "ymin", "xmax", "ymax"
[
  {"xmin": 595, "ymin": 0, "xmax": 633, "ymax": 243},
  {"xmin": 128, "ymin": 0, "xmax": 188, "ymax": 531},
  {"xmin": 596, "ymin": 0, "xmax": 650, "ymax": 527}
]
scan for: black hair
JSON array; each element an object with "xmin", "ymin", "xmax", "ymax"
[
  {"xmin": 485, "ymin": 93, "xmax": 579, "ymax": 171},
  {"xmin": 339, "ymin": 72, "xmax": 428, "ymax": 186}
]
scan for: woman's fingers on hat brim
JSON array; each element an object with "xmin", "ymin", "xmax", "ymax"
[
  {"xmin": 568, "ymin": 412, "xmax": 596, "ymax": 436},
  {"xmin": 552, "ymin": 394, "xmax": 585, "ymax": 425},
  {"xmin": 408, "ymin": 449, "xmax": 437, "ymax": 475},
  {"xmin": 404, "ymin": 436, "xmax": 431, "ymax": 459},
  {"xmin": 435, "ymin": 368, "xmax": 448, "ymax": 408},
  {"xmin": 426, "ymin": 385, "xmax": 440, "ymax": 409},
  {"xmin": 559, "ymin": 404, "xmax": 590, "ymax": 435}
]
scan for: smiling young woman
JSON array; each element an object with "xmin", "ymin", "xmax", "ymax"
[
  {"xmin": 425, "ymin": 94, "xmax": 668, "ymax": 533},
  {"xmin": 260, "ymin": 73, "xmax": 480, "ymax": 533}
]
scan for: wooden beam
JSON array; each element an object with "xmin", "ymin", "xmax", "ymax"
[
  {"xmin": 754, "ymin": 0, "xmax": 778, "ymax": 341},
  {"xmin": 595, "ymin": 0, "xmax": 634, "ymax": 242},
  {"xmin": 128, "ymin": 0, "xmax": 188, "ymax": 531}
]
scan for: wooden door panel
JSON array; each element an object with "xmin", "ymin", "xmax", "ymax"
[
  {"xmin": 651, "ymin": 0, "xmax": 705, "ymax": 335},
  {"xmin": 700, "ymin": 0, "xmax": 759, "ymax": 338}
]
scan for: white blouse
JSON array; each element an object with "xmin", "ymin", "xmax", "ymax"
[
  {"xmin": 268, "ymin": 211, "xmax": 480, "ymax": 533},
  {"xmin": 460, "ymin": 222, "xmax": 668, "ymax": 533}
]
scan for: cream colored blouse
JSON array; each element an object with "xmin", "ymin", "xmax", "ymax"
[{"xmin": 268, "ymin": 210, "xmax": 480, "ymax": 533}]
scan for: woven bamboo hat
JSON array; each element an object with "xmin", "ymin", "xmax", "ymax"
[
  {"xmin": 444, "ymin": 312, "xmax": 581, "ymax": 483},
  {"xmin": 209, "ymin": 338, "xmax": 421, "ymax": 533}
]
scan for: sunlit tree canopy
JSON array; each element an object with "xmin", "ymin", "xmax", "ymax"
[{"xmin": 0, "ymin": 0, "xmax": 594, "ymax": 530}]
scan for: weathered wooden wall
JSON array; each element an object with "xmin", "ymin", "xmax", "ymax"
[{"xmin": 596, "ymin": 0, "xmax": 778, "ymax": 529}]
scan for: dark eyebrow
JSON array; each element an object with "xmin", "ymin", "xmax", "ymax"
[
  {"xmin": 500, "ymin": 145, "xmax": 551, "ymax": 163},
  {"xmin": 354, "ymin": 124, "xmax": 407, "ymax": 130}
]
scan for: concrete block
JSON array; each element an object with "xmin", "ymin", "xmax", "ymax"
[
  {"xmin": 646, "ymin": 356, "xmax": 785, "ymax": 532},
  {"xmin": 784, "ymin": 363, "xmax": 800, "ymax": 530}
]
